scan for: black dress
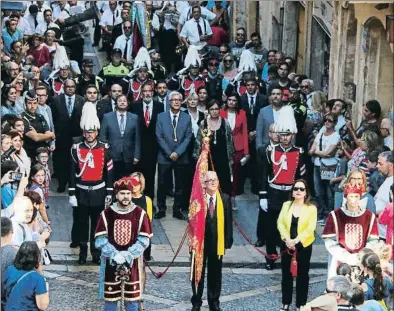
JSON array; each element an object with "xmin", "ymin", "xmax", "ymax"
[{"xmin": 131, "ymin": 195, "xmax": 152, "ymax": 261}]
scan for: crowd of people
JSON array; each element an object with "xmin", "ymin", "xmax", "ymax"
[{"xmin": 0, "ymin": 1, "xmax": 393, "ymax": 311}]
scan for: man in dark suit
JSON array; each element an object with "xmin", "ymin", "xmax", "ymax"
[
  {"xmin": 240, "ymin": 79, "xmax": 268, "ymax": 194},
  {"xmin": 100, "ymin": 96, "xmax": 141, "ymax": 181},
  {"xmin": 96, "ymin": 84, "xmax": 123, "ymax": 122},
  {"xmin": 51, "ymin": 79, "xmax": 85, "ymax": 193},
  {"xmin": 191, "ymin": 170, "xmax": 233, "ymax": 311},
  {"xmin": 129, "ymin": 82, "xmax": 164, "ymax": 199},
  {"xmin": 155, "ymin": 91, "xmax": 193, "ymax": 220},
  {"xmin": 153, "ymin": 80, "xmax": 171, "ymax": 112}
]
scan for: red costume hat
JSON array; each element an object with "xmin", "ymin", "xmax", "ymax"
[
  {"xmin": 344, "ymin": 185, "xmax": 363, "ymax": 197},
  {"xmin": 114, "ymin": 177, "xmax": 139, "ymax": 194}
]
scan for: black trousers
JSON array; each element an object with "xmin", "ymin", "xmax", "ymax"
[
  {"xmin": 73, "ymin": 203, "xmax": 104, "ymax": 257},
  {"xmin": 157, "ymin": 162, "xmax": 188, "ymax": 213},
  {"xmin": 113, "ymin": 161, "xmax": 134, "ymax": 182},
  {"xmin": 158, "ymin": 29, "xmax": 181, "ymax": 73},
  {"xmin": 53, "ymin": 143, "xmax": 71, "ymax": 189},
  {"xmin": 281, "ymin": 243, "xmax": 312, "ymax": 307},
  {"xmin": 243, "ymin": 141, "xmax": 258, "ymax": 193},
  {"xmin": 256, "ymin": 208, "xmax": 268, "ymax": 242},
  {"xmin": 93, "ymin": 17, "xmax": 101, "ymax": 45},
  {"xmin": 191, "ymin": 249, "xmax": 223, "ymax": 310},
  {"xmin": 135, "ymin": 157, "xmax": 157, "ymax": 200},
  {"xmin": 265, "ymin": 188, "xmax": 290, "ymax": 265}
]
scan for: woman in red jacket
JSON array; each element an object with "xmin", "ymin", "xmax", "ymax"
[{"xmin": 220, "ymin": 92, "xmax": 249, "ymax": 210}]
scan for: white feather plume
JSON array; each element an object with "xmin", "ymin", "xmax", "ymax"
[
  {"xmin": 274, "ymin": 106, "xmax": 298, "ymax": 134},
  {"xmin": 133, "ymin": 47, "xmax": 152, "ymax": 71},
  {"xmin": 184, "ymin": 45, "xmax": 201, "ymax": 68},
  {"xmin": 53, "ymin": 45, "xmax": 70, "ymax": 70},
  {"xmin": 80, "ymin": 102, "xmax": 100, "ymax": 131},
  {"xmin": 238, "ymin": 49, "xmax": 256, "ymax": 72}
]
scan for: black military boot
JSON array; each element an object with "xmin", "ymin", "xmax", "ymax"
[{"xmin": 78, "ymin": 243, "xmax": 88, "ymax": 264}]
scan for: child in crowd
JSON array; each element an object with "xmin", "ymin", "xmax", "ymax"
[
  {"xmin": 35, "ymin": 147, "xmax": 51, "ymax": 209},
  {"xmin": 367, "ymin": 151, "xmax": 385, "ymax": 197},
  {"xmin": 130, "ymin": 172, "xmax": 153, "ymax": 261},
  {"xmin": 28, "ymin": 164, "xmax": 50, "ymax": 226},
  {"xmin": 331, "ymin": 141, "xmax": 348, "ymax": 208},
  {"xmin": 379, "ymin": 185, "xmax": 393, "ymax": 261}
]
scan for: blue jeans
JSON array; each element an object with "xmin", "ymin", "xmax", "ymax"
[
  {"xmin": 104, "ymin": 301, "xmax": 138, "ymax": 311},
  {"xmin": 314, "ymin": 166, "xmax": 334, "ymax": 218}
]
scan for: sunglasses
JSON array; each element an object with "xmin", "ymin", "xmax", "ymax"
[
  {"xmin": 208, "ymin": 63, "xmax": 219, "ymax": 67},
  {"xmin": 219, "ymin": 51, "xmax": 227, "ymax": 54},
  {"xmin": 300, "ymin": 85, "xmax": 309, "ymax": 89},
  {"xmin": 224, "ymin": 59, "xmax": 233, "ymax": 63},
  {"xmin": 324, "ymin": 118, "xmax": 334, "ymax": 123},
  {"xmin": 293, "ymin": 187, "xmax": 306, "ymax": 192},
  {"xmin": 236, "ymin": 33, "xmax": 245, "ymax": 36},
  {"xmin": 124, "ymin": 26, "xmax": 131, "ymax": 29}
]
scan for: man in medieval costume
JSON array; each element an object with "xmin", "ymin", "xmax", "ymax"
[
  {"xmin": 259, "ymin": 106, "xmax": 306, "ymax": 270},
  {"xmin": 123, "ymin": 47, "xmax": 155, "ymax": 102},
  {"xmin": 69, "ymin": 102, "xmax": 114, "ymax": 264},
  {"xmin": 188, "ymin": 130, "xmax": 233, "ymax": 311},
  {"xmin": 322, "ymin": 185, "xmax": 379, "ymax": 278},
  {"xmin": 225, "ymin": 49, "xmax": 266, "ymax": 97},
  {"xmin": 168, "ymin": 45, "xmax": 206, "ymax": 98},
  {"xmin": 95, "ymin": 176, "xmax": 152, "ymax": 311}
]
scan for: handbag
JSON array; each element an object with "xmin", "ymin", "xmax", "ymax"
[{"xmin": 319, "ymin": 134, "xmax": 337, "ymax": 181}]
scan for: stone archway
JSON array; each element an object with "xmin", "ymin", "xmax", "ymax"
[{"xmin": 356, "ymin": 17, "xmax": 394, "ymax": 121}]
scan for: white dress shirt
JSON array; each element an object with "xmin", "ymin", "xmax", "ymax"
[
  {"xmin": 144, "ymin": 101, "xmax": 153, "ymax": 119},
  {"xmin": 247, "ymin": 93, "xmax": 257, "ymax": 110},
  {"xmin": 227, "ymin": 111, "xmax": 236, "ymax": 131},
  {"xmin": 99, "ymin": 8, "xmax": 122, "ymax": 27},
  {"xmin": 205, "ymin": 193, "xmax": 217, "ymax": 209},
  {"xmin": 117, "ymin": 111, "xmax": 127, "ymax": 134},
  {"xmin": 178, "ymin": 5, "xmax": 216, "ymax": 25},
  {"xmin": 114, "ymin": 35, "xmax": 134, "ymax": 62},
  {"xmin": 35, "ymin": 21, "xmax": 59, "ymax": 35},
  {"xmin": 64, "ymin": 94, "xmax": 75, "ymax": 113},
  {"xmin": 375, "ymin": 176, "xmax": 391, "ymax": 238},
  {"xmin": 188, "ymin": 110, "xmax": 199, "ymax": 137},
  {"xmin": 96, "ymin": 1, "xmax": 110, "ymax": 12},
  {"xmin": 170, "ymin": 111, "xmax": 180, "ymax": 128},
  {"xmin": 180, "ymin": 17, "xmax": 212, "ymax": 47}
]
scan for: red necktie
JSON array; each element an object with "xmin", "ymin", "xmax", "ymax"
[
  {"xmin": 144, "ymin": 105, "xmax": 150, "ymax": 127},
  {"xmin": 209, "ymin": 197, "xmax": 214, "ymax": 217}
]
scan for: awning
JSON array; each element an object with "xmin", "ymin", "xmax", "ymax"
[{"xmin": 1, "ymin": 1, "xmax": 25, "ymax": 11}]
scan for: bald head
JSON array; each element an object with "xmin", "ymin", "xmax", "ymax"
[
  {"xmin": 12, "ymin": 196, "xmax": 34, "ymax": 223},
  {"xmin": 380, "ymin": 118, "xmax": 392, "ymax": 138}
]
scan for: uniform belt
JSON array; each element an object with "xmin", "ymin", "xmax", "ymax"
[
  {"xmin": 76, "ymin": 182, "xmax": 105, "ymax": 191},
  {"xmin": 269, "ymin": 183, "xmax": 292, "ymax": 191}
]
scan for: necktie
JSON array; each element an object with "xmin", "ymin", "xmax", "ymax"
[
  {"xmin": 123, "ymin": 38, "xmax": 129, "ymax": 60},
  {"xmin": 67, "ymin": 97, "xmax": 72, "ymax": 117},
  {"xmin": 34, "ymin": 16, "xmax": 38, "ymax": 28},
  {"xmin": 172, "ymin": 115, "xmax": 177, "ymax": 129},
  {"xmin": 196, "ymin": 20, "xmax": 203, "ymax": 36},
  {"xmin": 46, "ymin": 22, "xmax": 50, "ymax": 30},
  {"xmin": 250, "ymin": 96, "xmax": 254, "ymax": 115},
  {"xmin": 144, "ymin": 105, "xmax": 150, "ymax": 127},
  {"xmin": 120, "ymin": 113, "xmax": 125, "ymax": 135},
  {"xmin": 209, "ymin": 197, "xmax": 214, "ymax": 217},
  {"xmin": 112, "ymin": 12, "xmax": 115, "ymax": 26}
]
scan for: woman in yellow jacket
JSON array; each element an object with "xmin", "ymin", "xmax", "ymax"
[{"xmin": 277, "ymin": 179, "xmax": 317, "ymax": 311}]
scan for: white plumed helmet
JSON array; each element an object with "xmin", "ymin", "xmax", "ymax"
[
  {"xmin": 80, "ymin": 102, "xmax": 100, "ymax": 132},
  {"xmin": 274, "ymin": 106, "xmax": 298, "ymax": 134}
]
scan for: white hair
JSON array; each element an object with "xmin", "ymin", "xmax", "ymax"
[
  {"xmin": 169, "ymin": 91, "xmax": 183, "ymax": 101},
  {"xmin": 327, "ymin": 275, "xmax": 353, "ymax": 301},
  {"xmin": 302, "ymin": 79, "xmax": 314, "ymax": 90}
]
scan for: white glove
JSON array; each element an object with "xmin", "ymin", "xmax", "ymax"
[
  {"xmin": 232, "ymin": 70, "xmax": 244, "ymax": 82},
  {"xmin": 259, "ymin": 199, "xmax": 268, "ymax": 212},
  {"xmin": 69, "ymin": 195, "xmax": 78, "ymax": 207},
  {"xmin": 105, "ymin": 195, "xmax": 112, "ymax": 206},
  {"xmin": 113, "ymin": 253, "xmax": 126, "ymax": 265},
  {"xmin": 119, "ymin": 251, "xmax": 134, "ymax": 265},
  {"xmin": 176, "ymin": 67, "xmax": 188, "ymax": 76},
  {"xmin": 347, "ymin": 253, "xmax": 359, "ymax": 266}
]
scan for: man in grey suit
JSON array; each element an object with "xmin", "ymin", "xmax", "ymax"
[
  {"xmin": 155, "ymin": 91, "xmax": 193, "ymax": 220},
  {"xmin": 100, "ymin": 95, "xmax": 141, "ymax": 181}
]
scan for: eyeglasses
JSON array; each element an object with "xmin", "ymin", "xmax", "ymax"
[
  {"xmin": 293, "ymin": 187, "xmax": 306, "ymax": 192},
  {"xmin": 325, "ymin": 288, "xmax": 338, "ymax": 294},
  {"xmin": 208, "ymin": 63, "xmax": 219, "ymax": 67},
  {"xmin": 300, "ymin": 85, "xmax": 309, "ymax": 89},
  {"xmin": 36, "ymin": 94, "xmax": 47, "ymax": 97},
  {"xmin": 170, "ymin": 98, "xmax": 182, "ymax": 102},
  {"xmin": 219, "ymin": 50, "xmax": 227, "ymax": 54},
  {"xmin": 324, "ymin": 118, "xmax": 334, "ymax": 123},
  {"xmin": 380, "ymin": 127, "xmax": 390, "ymax": 131},
  {"xmin": 205, "ymin": 179, "xmax": 218, "ymax": 184}
]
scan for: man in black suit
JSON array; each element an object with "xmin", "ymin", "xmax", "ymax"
[
  {"xmin": 240, "ymin": 79, "xmax": 268, "ymax": 194},
  {"xmin": 153, "ymin": 80, "xmax": 171, "ymax": 112},
  {"xmin": 130, "ymin": 82, "xmax": 164, "ymax": 200},
  {"xmin": 51, "ymin": 79, "xmax": 85, "ymax": 193},
  {"xmin": 96, "ymin": 84, "xmax": 123, "ymax": 122},
  {"xmin": 100, "ymin": 95, "xmax": 141, "ymax": 181},
  {"xmin": 191, "ymin": 170, "xmax": 233, "ymax": 311}
]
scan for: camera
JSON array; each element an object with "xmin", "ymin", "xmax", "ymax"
[{"xmin": 10, "ymin": 172, "xmax": 22, "ymax": 181}]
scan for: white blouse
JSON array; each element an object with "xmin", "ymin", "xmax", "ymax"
[
  {"xmin": 189, "ymin": 110, "xmax": 200, "ymax": 137},
  {"xmin": 227, "ymin": 111, "xmax": 236, "ymax": 131}
]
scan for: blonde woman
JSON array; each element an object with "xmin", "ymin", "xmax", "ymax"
[
  {"xmin": 221, "ymin": 53, "xmax": 238, "ymax": 92},
  {"xmin": 304, "ymin": 91, "xmax": 326, "ymax": 141},
  {"xmin": 277, "ymin": 179, "xmax": 317, "ymax": 311}
]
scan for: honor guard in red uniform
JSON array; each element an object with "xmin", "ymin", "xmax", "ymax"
[
  {"xmin": 95, "ymin": 177, "xmax": 152, "ymax": 311},
  {"xmin": 124, "ymin": 47, "xmax": 155, "ymax": 102},
  {"xmin": 259, "ymin": 106, "xmax": 305, "ymax": 270},
  {"xmin": 68, "ymin": 102, "xmax": 114, "ymax": 264},
  {"xmin": 45, "ymin": 46, "xmax": 72, "ymax": 96},
  {"xmin": 168, "ymin": 45, "xmax": 206, "ymax": 98},
  {"xmin": 225, "ymin": 49, "xmax": 266, "ymax": 97}
]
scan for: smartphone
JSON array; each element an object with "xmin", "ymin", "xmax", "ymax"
[
  {"xmin": 10, "ymin": 172, "xmax": 23, "ymax": 181},
  {"xmin": 23, "ymin": 71, "xmax": 35, "ymax": 79}
]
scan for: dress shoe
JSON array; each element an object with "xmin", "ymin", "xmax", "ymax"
[
  {"xmin": 154, "ymin": 210, "xmax": 166, "ymax": 219},
  {"xmin": 69, "ymin": 242, "xmax": 79, "ymax": 248},
  {"xmin": 92, "ymin": 42, "xmax": 99, "ymax": 47},
  {"xmin": 173, "ymin": 211, "xmax": 186, "ymax": 220},
  {"xmin": 191, "ymin": 306, "xmax": 201, "ymax": 311},
  {"xmin": 57, "ymin": 187, "xmax": 66, "ymax": 193},
  {"xmin": 78, "ymin": 255, "xmax": 87, "ymax": 265},
  {"xmin": 254, "ymin": 240, "xmax": 265, "ymax": 247},
  {"xmin": 92, "ymin": 255, "xmax": 101, "ymax": 265},
  {"xmin": 264, "ymin": 263, "xmax": 275, "ymax": 270}
]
